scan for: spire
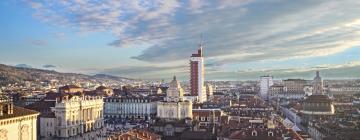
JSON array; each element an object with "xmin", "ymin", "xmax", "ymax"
[
  {"xmin": 173, "ymin": 75, "xmax": 176, "ymax": 81},
  {"xmin": 316, "ymin": 70, "xmax": 320, "ymax": 77}
]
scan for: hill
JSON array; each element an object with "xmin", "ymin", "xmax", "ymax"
[{"xmin": 0, "ymin": 64, "xmax": 132, "ymax": 86}]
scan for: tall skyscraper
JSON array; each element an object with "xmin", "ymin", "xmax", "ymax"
[
  {"xmin": 260, "ymin": 75, "xmax": 274, "ymax": 100},
  {"xmin": 190, "ymin": 46, "xmax": 207, "ymax": 103}
]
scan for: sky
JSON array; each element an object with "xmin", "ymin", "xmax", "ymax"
[{"xmin": 1, "ymin": 0, "xmax": 360, "ymax": 81}]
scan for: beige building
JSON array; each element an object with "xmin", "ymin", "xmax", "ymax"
[
  {"xmin": 58, "ymin": 85, "xmax": 84, "ymax": 94},
  {"xmin": 283, "ymin": 79, "xmax": 307, "ymax": 93},
  {"xmin": 0, "ymin": 101, "xmax": 39, "ymax": 140},
  {"xmin": 40, "ymin": 95, "xmax": 104, "ymax": 138},
  {"xmin": 157, "ymin": 76, "xmax": 192, "ymax": 120},
  {"xmin": 95, "ymin": 86, "xmax": 114, "ymax": 97},
  {"xmin": 206, "ymin": 83, "xmax": 214, "ymax": 100}
]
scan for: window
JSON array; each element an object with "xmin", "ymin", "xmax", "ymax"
[
  {"xmin": 201, "ymin": 117, "xmax": 205, "ymax": 121},
  {"xmin": 214, "ymin": 117, "xmax": 218, "ymax": 122},
  {"xmin": 252, "ymin": 131, "xmax": 257, "ymax": 136},
  {"xmin": 268, "ymin": 132, "xmax": 274, "ymax": 136},
  {"xmin": 207, "ymin": 117, "xmax": 211, "ymax": 121}
]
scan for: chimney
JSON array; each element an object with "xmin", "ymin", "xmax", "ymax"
[
  {"xmin": 4, "ymin": 103, "xmax": 13, "ymax": 115},
  {"xmin": 0, "ymin": 104, "xmax": 3, "ymax": 116}
]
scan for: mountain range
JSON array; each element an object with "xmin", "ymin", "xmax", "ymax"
[{"xmin": 0, "ymin": 64, "xmax": 132, "ymax": 86}]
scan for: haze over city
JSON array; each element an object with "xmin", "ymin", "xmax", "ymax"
[{"xmin": 1, "ymin": 0, "xmax": 360, "ymax": 80}]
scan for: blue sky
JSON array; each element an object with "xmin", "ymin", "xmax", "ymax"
[{"xmin": 1, "ymin": 0, "xmax": 360, "ymax": 80}]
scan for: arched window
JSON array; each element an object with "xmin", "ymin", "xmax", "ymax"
[
  {"xmin": 268, "ymin": 131, "xmax": 274, "ymax": 136},
  {"xmin": 251, "ymin": 130, "xmax": 257, "ymax": 136}
]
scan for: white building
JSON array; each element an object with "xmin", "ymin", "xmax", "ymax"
[
  {"xmin": 0, "ymin": 101, "xmax": 39, "ymax": 140},
  {"xmin": 157, "ymin": 76, "xmax": 192, "ymax": 120},
  {"xmin": 40, "ymin": 95, "xmax": 104, "ymax": 138},
  {"xmin": 206, "ymin": 83, "xmax": 214, "ymax": 100},
  {"xmin": 104, "ymin": 96, "xmax": 159, "ymax": 120},
  {"xmin": 260, "ymin": 76, "xmax": 274, "ymax": 100}
]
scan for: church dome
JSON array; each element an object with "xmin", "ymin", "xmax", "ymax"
[{"xmin": 165, "ymin": 76, "xmax": 184, "ymax": 102}]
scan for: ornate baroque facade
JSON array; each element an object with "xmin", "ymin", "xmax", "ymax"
[
  {"xmin": 40, "ymin": 95, "xmax": 104, "ymax": 138},
  {"xmin": 157, "ymin": 76, "xmax": 192, "ymax": 120}
]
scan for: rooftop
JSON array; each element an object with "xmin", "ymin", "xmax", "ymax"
[{"xmin": 0, "ymin": 105, "xmax": 39, "ymax": 120}]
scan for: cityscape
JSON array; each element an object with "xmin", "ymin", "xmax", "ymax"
[{"xmin": 1, "ymin": 0, "xmax": 360, "ymax": 140}]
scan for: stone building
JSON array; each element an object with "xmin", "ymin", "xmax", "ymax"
[
  {"xmin": 301, "ymin": 71, "xmax": 334, "ymax": 126},
  {"xmin": 104, "ymin": 95, "xmax": 160, "ymax": 120},
  {"xmin": 58, "ymin": 85, "xmax": 83, "ymax": 94},
  {"xmin": 0, "ymin": 99, "xmax": 39, "ymax": 140},
  {"xmin": 283, "ymin": 79, "xmax": 307, "ymax": 93},
  {"xmin": 206, "ymin": 83, "xmax": 214, "ymax": 100},
  {"xmin": 152, "ymin": 76, "xmax": 193, "ymax": 138},
  {"xmin": 157, "ymin": 76, "xmax": 192, "ymax": 120},
  {"xmin": 260, "ymin": 75, "xmax": 274, "ymax": 100},
  {"xmin": 95, "ymin": 86, "xmax": 114, "ymax": 97},
  {"xmin": 40, "ymin": 94, "xmax": 104, "ymax": 138}
]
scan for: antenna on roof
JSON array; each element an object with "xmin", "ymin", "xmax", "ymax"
[{"xmin": 199, "ymin": 33, "xmax": 204, "ymax": 47}]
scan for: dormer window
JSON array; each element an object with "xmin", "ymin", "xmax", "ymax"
[{"xmin": 268, "ymin": 131, "xmax": 274, "ymax": 136}]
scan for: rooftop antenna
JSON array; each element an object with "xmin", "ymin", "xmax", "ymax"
[{"xmin": 199, "ymin": 33, "xmax": 204, "ymax": 56}]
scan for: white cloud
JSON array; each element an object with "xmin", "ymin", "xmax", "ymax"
[{"xmin": 24, "ymin": 0, "xmax": 360, "ymax": 79}]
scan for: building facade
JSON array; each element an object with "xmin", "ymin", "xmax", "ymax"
[
  {"xmin": 40, "ymin": 95, "xmax": 104, "ymax": 138},
  {"xmin": 104, "ymin": 96, "xmax": 158, "ymax": 120},
  {"xmin": 190, "ymin": 46, "xmax": 207, "ymax": 103},
  {"xmin": 157, "ymin": 76, "xmax": 192, "ymax": 120},
  {"xmin": 58, "ymin": 85, "xmax": 83, "ymax": 94},
  {"xmin": 260, "ymin": 76, "xmax": 274, "ymax": 100},
  {"xmin": 0, "ymin": 101, "xmax": 39, "ymax": 140},
  {"xmin": 283, "ymin": 79, "xmax": 307, "ymax": 93},
  {"xmin": 95, "ymin": 86, "xmax": 114, "ymax": 97},
  {"xmin": 301, "ymin": 71, "xmax": 335, "ymax": 126}
]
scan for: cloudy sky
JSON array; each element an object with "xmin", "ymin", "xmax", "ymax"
[{"xmin": 1, "ymin": 0, "xmax": 360, "ymax": 80}]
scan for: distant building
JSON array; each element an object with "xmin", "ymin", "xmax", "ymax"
[
  {"xmin": 95, "ymin": 86, "xmax": 113, "ymax": 96},
  {"xmin": 301, "ymin": 71, "xmax": 335, "ymax": 125},
  {"xmin": 0, "ymin": 100, "xmax": 39, "ymax": 140},
  {"xmin": 192, "ymin": 109, "xmax": 223, "ymax": 131},
  {"xmin": 190, "ymin": 46, "xmax": 207, "ymax": 103},
  {"xmin": 58, "ymin": 85, "xmax": 83, "ymax": 94},
  {"xmin": 313, "ymin": 71, "xmax": 324, "ymax": 95},
  {"xmin": 104, "ymin": 95, "xmax": 160, "ymax": 120},
  {"xmin": 157, "ymin": 76, "xmax": 192, "ymax": 120},
  {"xmin": 283, "ymin": 79, "xmax": 307, "ymax": 93},
  {"xmin": 152, "ymin": 77, "xmax": 193, "ymax": 138},
  {"xmin": 260, "ymin": 76, "xmax": 274, "ymax": 100},
  {"xmin": 269, "ymin": 85, "xmax": 287, "ymax": 97},
  {"xmin": 206, "ymin": 83, "xmax": 214, "ymax": 100},
  {"xmin": 113, "ymin": 129, "xmax": 161, "ymax": 140},
  {"xmin": 39, "ymin": 95, "xmax": 104, "ymax": 138}
]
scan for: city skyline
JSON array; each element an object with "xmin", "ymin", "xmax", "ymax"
[{"xmin": 1, "ymin": 0, "xmax": 360, "ymax": 80}]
